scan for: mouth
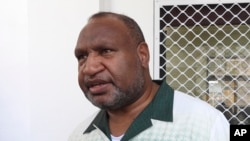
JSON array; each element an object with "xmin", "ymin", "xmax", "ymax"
[{"xmin": 86, "ymin": 79, "xmax": 111, "ymax": 95}]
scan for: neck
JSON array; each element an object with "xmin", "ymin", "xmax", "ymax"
[{"xmin": 107, "ymin": 80, "xmax": 159, "ymax": 136}]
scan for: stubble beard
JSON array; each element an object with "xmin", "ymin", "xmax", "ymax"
[{"xmin": 86, "ymin": 62, "xmax": 145, "ymax": 110}]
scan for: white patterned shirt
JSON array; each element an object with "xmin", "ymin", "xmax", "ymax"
[{"xmin": 69, "ymin": 81, "xmax": 229, "ymax": 141}]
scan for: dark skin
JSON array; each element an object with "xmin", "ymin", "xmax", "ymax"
[{"xmin": 75, "ymin": 16, "xmax": 159, "ymax": 136}]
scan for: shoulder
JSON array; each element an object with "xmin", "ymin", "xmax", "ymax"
[
  {"xmin": 173, "ymin": 90, "xmax": 218, "ymax": 113},
  {"xmin": 68, "ymin": 110, "xmax": 99, "ymax": 141},
  {"xmin": 173, "ymin": 91, "xmax": 229, "ymax": 140},
  {"xmin": 173, "ymin": 90, "xmax": 229, "ymax": 124}
]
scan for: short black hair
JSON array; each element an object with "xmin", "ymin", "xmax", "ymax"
[{"xmin": 89, "ymin": 12, "xmax": 145, "ymax": 45}]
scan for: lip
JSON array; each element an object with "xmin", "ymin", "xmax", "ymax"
[
  {"xmin": 86, "ymin": 79, "xmax": 111, "ymax": 95},
  {"xmin": 89, "ymin": 83, "xmax": 110, "ymax": 94}
]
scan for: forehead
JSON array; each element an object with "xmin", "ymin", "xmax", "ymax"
[
  {"xmin": 88, "ymin": 16, "xmax": 125, "ymax": 29},
  {"xmin": 77, "ymin": 17, "xmax": 130, "ymax": 45}
]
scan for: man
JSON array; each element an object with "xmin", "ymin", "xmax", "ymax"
[{"xmin": 69, "ymin": 12, "xmax": 229, "ymax": 141}]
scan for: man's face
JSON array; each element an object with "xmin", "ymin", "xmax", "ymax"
[{"xmin": 75, "ymin": 17, "xmax": 145, "ymax": 110}]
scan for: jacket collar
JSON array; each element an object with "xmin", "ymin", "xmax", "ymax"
[{"xmin": 84, "ymin": 80, "xmax": 174, "ymax": 140}]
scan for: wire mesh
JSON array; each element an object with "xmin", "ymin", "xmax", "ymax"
[{"xmin": 155, "ymin": 2, "xmax": 250, "ymax": 124}]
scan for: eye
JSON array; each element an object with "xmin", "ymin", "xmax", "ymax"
[
  {"xmin": 75, "ymin": 53, "xmax": 88, "ymax": 61},
  {"xmin": 78, "ymin": 54, "xmax": 87, "ymax": 60},
  {"xmin": 101, "ymin": 49, "xmax": 113, "ymax": 55}
]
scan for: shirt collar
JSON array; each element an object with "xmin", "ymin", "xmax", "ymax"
[{"xmin": 84, "ymin": 80, "xmax": 174, "ymax": 140}]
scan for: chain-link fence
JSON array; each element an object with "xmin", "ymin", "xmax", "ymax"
[{"xmin": 154, "ymin": 1, "xmax": 250, "ymax": 124}]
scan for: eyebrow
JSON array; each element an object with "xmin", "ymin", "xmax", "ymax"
[{"xmin": 74, "ymin": 47, "xmax": 85, "ymax": 56}]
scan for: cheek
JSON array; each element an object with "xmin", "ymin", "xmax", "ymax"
[
  {"xmin": 78, "ymin": 65, "xmax": 86, "ymax": 82},
  {"xmin": 107, "ymin": 57, "xmax": 139, "ymax": 82},
  {"xmin": 77, "ymin": 71, "xmax": 86, "ymax": 90},
  {"xmin": 77, "ymin": 67, "xmax": 83, "ymax": 82}
]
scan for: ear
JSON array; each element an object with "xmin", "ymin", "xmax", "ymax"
[{"xmin": 137, "ymin": 42, "xmax": 150, "ymax": 68}]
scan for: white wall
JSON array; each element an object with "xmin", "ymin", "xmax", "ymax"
[
  {"xmin": 1, "ymin": 0, "xmax": 99, "ymax": 141},
  {"xmin": 28, "ymin": 0, "xmax": 99, "ymax": 141},
  {"xmin": 0, "ymin": 0, "xmax": 154, "ymax": 141},
  {"xmin": 0, "ymin": 0, "xmax": 30, "ymax": 140}
]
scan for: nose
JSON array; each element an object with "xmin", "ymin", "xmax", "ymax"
[{"xmin": 80, "ymin": 53, "xmax": 104, "ymax": 76}]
